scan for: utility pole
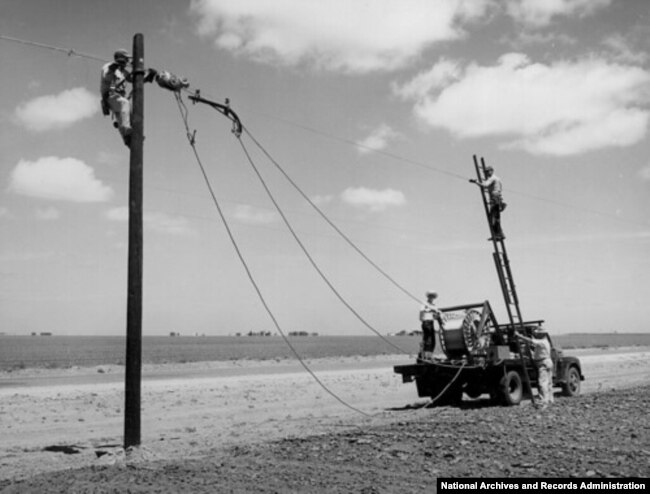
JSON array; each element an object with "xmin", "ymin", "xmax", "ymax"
[{"xmin": 124, "ymin": 33, "xmax": 144, "ymax": 449}]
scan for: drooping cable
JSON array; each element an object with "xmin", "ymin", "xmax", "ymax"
[
  {"xmin": 242, "ymin": 126, "xmax": 422, "ymax": 306},
  {"xmin": 173, "ymin": 93, "xmax": 373, "ymax": 418},
  {"xmin": 236, "ymin": 136, "xmax": 410, "ymax": 355},
  {"xmin": 0, "ymin": 34, "xmax": 108, "ymax": 62}
]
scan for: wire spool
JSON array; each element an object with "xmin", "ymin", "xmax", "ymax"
[{"xmin": 440, "ymin": 309, "xmax": 490, "ymax": 359}]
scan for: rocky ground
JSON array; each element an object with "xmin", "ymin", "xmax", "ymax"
[
  {"xmin": 1, "ymin": 384, "xmax": 649, "ymax": 494},
  {"xmin": 1, "ymin": 349, "xmax": 650, "ymax": 493}
]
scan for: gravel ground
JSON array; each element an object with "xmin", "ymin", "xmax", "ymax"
[{"xmin": 2, "ymin": 384, "xmax": 648, "ymax": 494}]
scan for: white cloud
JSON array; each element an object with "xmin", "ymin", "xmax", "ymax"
[
  {"xmin": 0, "ymin": 207, "xmax": 12, "ymax": 219},
  {"xmin": 395, "ymin": 53, "xmax": 650, "ymax": 156},
  {"xmin": 311, "ymin": 194, "xmax": 334, "ymax": 206},
  {"xmin": 232, "ymin": 204, "xmax": 278, "ymax": 224},
  {"xmin": 506, "ymin": 0, "xmax": 611, "ymax": 27},
  {"xmin": 638, "ymin": 165, "xmax": 650, "ymax": 181},
  {"xmin": 190, "ymin": 0, "xmax": 492, "ymax": 73},
  {"xmin": 9, "ymin": 157, "xmax": 113, "ymax": 202},
  {"xmin": 35, "ymin": 207, "xmax": 61, "ymax": 221},
  {"xmin": 357, "ymin": 124, "xmax": 401, "ymax": 154},
  {"xmin": 106, "ymin": 207, "xmax": 194, "ymax": 235},
  {"xmin": 15, "ymin": 87, "xmax": 98, "ymax": 132},
  {"xmin": 341, "ymin": 187, "xmax": 405, "ymax": 212}
]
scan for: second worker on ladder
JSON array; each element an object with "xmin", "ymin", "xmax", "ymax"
[{"xmin": 470, "ymin": 166, "xmax": 507, "ymax": 240}]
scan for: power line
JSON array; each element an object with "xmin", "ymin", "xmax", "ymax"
[
  {"xmin": 3, "ymin": 33, "xmax": 647, "ymax": 229},
  {"xmin": 237, "ymin": 134, "xmax": 410, "ymax": 354},
  {"xmin": 0, "ymin": 34, "xmax": 108, "ymax": 62},
  {"xmin": 174, "ymin": 93, "xmax": 373, "ymax": 418},
  {"xmin": 243, "ymin": 126, "xmax": 422, "ymax": 305}
]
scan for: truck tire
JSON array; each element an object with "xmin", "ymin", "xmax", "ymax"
[
  {"xmin": 499, "ymin": 370, "xmax": 523, "ymax": 406},
  {"xmin": 562, "ymin": 366, "xmax": 581, "ymax": 397}
]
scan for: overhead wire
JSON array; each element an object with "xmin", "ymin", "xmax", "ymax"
[
  {"xmin": 242, "ymin": 126, "xmax": 422, "ymax": 306},
  {"xmin": 3, "ymin": 34, "xmax": 646, "ymax": 229},
  {"xmin": 173, "ymin": 92, "xmax": 373, "ymax": 418},
  {"xmin": 236, "ymin": 135, "xmax": 410, "ymax": 355},
  {"xmin": 0, "ymin": 34, "xmax": 109, "ymax": 63}
]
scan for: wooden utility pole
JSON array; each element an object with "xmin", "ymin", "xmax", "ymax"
[{"xmin": 124, "ymin": 33, "xmax": 144, "ymax": 449}]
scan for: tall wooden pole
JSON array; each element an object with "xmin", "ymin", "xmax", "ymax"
[{"xmin": 125, "ymin": 33, "xmax": 144, "ymax": 449}]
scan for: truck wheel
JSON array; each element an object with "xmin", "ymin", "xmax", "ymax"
[
  {"xmin": 562, "ymin": 366, "xmax": 581, "ymax": 397},
  {"xmin": 499, "ymin": 370, "xmax": 523, "ymax": 406}
]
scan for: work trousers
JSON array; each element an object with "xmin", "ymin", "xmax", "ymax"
[
  {"xmin": 421, "ymin": 320, "xmax": 435, "ymax": 353},
  {"xmin": 489, "ymin": 199, "xmax": 503, "ymax": 237},
  {"xmin": 108, "ymin": 93, "xmax": 131, "ymax": 138},
  {"xmin": 537, "ymin": 359, "xmax": 554, "ymax": 405}
]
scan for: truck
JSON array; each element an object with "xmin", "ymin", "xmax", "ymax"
[
  {"xmin": 394, "ymin": 155, "xmax": 585, "ymax": 406},
  {"xmin": 393, "ymin": 301, "xmax": 584, "ymax": 406}
]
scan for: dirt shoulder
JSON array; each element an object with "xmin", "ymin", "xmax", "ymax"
[{"xmin": 1, "ymin": 348, "xmax": 649, "ymax": 491}]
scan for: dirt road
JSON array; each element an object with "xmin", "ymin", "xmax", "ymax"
[{"xmin": 1, "ymin": 347, "xmax": 649, "ymax": 487}]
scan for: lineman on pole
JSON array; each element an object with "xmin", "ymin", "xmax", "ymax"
[
  {"xmin": 100, "ymin": 49, "xmax": 134, "ymax": 147},
  {"xmin": 100, "ymin": 50, "xmax": 166, "ymax": 147}
]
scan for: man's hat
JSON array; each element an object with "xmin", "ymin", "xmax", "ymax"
[
  {"xmin": 426, "ymin": 290, "xmax": 438, "ymax": 298},
  {"xmin": 485, "ymin": 166, "xmax": 494, "ymax": 172},
  {"xmin": 114, "ymin": 49, "xmax": 131, "ymax": 61}
]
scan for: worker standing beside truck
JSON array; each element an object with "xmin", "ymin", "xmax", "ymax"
[
  {"xmin": 419, "ymin": 291, "xmax": 444, "ymax": 361},
  {"xmin": 470, "ymin": 166, "xmax": 506, "ymax": 240},
  {"xmin": 517, "ymin": 329, "xmax": 554, "ymax": 408}
]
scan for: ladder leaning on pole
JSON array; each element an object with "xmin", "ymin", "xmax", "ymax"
[{"xmin": 472, "ymin": 155, "xmax": 534, "ymax": 402}]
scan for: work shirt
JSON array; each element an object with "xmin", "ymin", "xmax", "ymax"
[
  {"xmin": 531, "ymin": 337, "xmax": 551, "ymax": 361},
  {"xmin": 100, "ymin": 62, "xmax": 131, "ymax": 98},
  {"xmin": 419, "ymin": 302, "xmax": 439, "ymax": 322},
  {"xmin": 482, "ymin": 174, "xmax": 503, "ymax": 199}
]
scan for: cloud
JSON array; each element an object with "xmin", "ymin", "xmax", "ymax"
[
  {"xmin": 106, "ymin": 207, "xmax": 194, "ymax": 235},
  {"xmin": 357, "ymin": 124, "xmax": 402, "ymax": 154},
  {"xmin": 232, "ymin": 204, "xmax": 278, "ymax": 224},
  {"xmin": 9, "ymin": 157, "xmax": 113, "ymax": 202},
  {"xmin": 341, "ymin": 187, "xmax": 405, "ymax": 212},
  {"xmin": 190, "ymin": 0, "xmax": 492, "ymax": 73},
  {"xmin": 35, "ymin": 207, "xmax": 61, "ymax": 221},
  {"xmin": 14, "ymin": 87, "xmax": 98, "ymax": 132},
  {"xmin": 0, "ymin": 208, "xmax": 12, "ymax": 219},
  {"xmin": 395, "ymin": 53, "xmax": 650, "ymax": 156},
  {"xmin": 505, "ymin": 0, "xmax": 611, "ymax": 27},
  {"xmin": 638, "ymin": 165, "xmax": 650, "ymax": 181}
]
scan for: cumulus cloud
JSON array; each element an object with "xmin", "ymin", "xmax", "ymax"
[
  {"xmin": 341, "ymin": 187, "xmax": 405, "ymax": 212},
  {"xmin": 638, "ymin": 165, "xmax": 650, "ymax": 181},
  {"xmin": 106, "ymin": 207, "xmax": 194, "ymax": 235},
  {"xmin": 394, "ymin": 53, "xmax": 650, "ymax": 156},
  {"xmin": 233, "ymin": 204, "xmax": 278, "ymax": 224},
  {"xmin": 357, "ymin": 124, "xmax": 402, "ymax": 154},
  {"xmin": 35, "ymin": 207, "xmax": 61, "ymax": 221},
  {"xmin": 9, "ymin": 157, "xmax": 113, "ymax": 202},
  {"xmin": 505, "ymin": 0, "xmax": 611, "ymax": 27},
  {"xmin": 190, "ymin": 0, "xmax": 491, "ymax": 73},
  {"xmin": 14, "ymin": 87, "xmax": 98, "ymax": 131}
]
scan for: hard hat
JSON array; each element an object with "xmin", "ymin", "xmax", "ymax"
[
  {"xmin": 426, "ymin": 290, "xmax": 438, "ymax": 298},
  {"xmin": 114, "ymin": 49, "xmax": 131, "ymax": 61}
]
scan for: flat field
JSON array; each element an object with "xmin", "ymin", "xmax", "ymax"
[{"xmin": 2, "ymin": 332, "xmax": 650, "ymax": 370}]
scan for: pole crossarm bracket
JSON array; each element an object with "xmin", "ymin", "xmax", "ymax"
[{"xmin": 188, "ymin": 90, "xmax": 243, "ymax": 138}]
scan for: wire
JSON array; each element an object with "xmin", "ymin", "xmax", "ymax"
[
  {"xmin": 0, "ymin": 34, "xmax": 108, "ymax": 63},
  {"xmin": 242, "ymin": 127, "xmax": 422, "ymax": 306},
  {"xmin": 237, "ymin": 135, "xmax": 410, "ymax": 355},
  {"xmin": 3, "ymin": 33, "xmax": 646, "ymax": 229},
  {"xmin": 173, "ymin": 93, "xmax": 373, "ymax": 418}
]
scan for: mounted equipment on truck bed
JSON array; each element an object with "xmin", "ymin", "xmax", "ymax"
[{"xmin": 393, "ymin": 156, "xmax": 584, "ymax": 406}]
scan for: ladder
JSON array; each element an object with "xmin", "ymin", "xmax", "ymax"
[{"xmin": 472, "ymin": 155, "xmax": 535, "ymax": 403}]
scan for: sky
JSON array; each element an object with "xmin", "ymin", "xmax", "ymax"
[{"xmin": 1, "ymin": 0, "xmax": 649, "ymax": 337}]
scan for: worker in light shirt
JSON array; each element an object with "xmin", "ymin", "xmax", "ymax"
[
  {"xmin": 517, "ymin": 328, "xmax": 554, "ymax": 408},
  {"xmin": 419, "ymin": 291, "xmax": 444, "ymax": 361}
]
